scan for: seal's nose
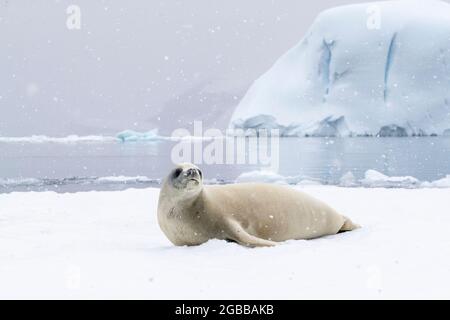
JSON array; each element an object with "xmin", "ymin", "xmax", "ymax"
[{"xmin": 185, "ymin": 168, "xmax": 198, "ymax": 177}]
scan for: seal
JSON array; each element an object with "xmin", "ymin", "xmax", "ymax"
[{"xmin": 157, "ymin": 163, "xmax": 360, "ymax": 247}]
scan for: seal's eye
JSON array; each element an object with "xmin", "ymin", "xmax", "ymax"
[
  {"xmin": 173, "ymin": 168, "xmax": 182, "ymax": 179},
  {"xmin": 198, "ymin": 169, "xmax": 202, "ymax": 179}
]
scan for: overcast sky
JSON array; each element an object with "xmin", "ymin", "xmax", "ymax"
[{"xmin": 1, "ymin": 0, "xmax": 443, "ymax": 136}]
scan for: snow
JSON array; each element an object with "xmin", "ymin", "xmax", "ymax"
[
  {"xmin": 230, "ymin": 0, "xmax": 450, "ymax": 137},
  {"xmin": 1, "ymin": 186, "xmax": 450, "ymax": 299}
]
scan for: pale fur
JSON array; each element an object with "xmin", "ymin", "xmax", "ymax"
[{"xmin": 158, "ymin": 163, "xmax": 360, "ymax": 247}]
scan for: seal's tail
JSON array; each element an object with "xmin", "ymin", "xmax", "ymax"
[{"xmin": 339, "ymin": 216, "xmax": 361, "ymax": 232}]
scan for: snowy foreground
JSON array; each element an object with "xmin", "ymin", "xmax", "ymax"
[{"xmin": 1, "ymin": 186, "xmax": 449, "ymax": 299}]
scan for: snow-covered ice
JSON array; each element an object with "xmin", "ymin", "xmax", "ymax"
[
  {"xmin": 421, "ymin": 175, "xmax": 450, "ymax": 188},
  {"xmin": 0, "ymin": 131, "xmax": 214, "ymax": 144},
  {"xmin": 235, "ymin": 170, "xmax": 315, "ymax": 185},
  {"xmin": 360, "ymin": 170, "xmax": 420, "ymax": 188},
  {"xmin": 236, "ymin": 169, "xmax": 450, "ymax": 188},
  {"xmin": 96, "ymin": 176, "xmax": 155, "ymax": 184},
  {"xmin": 230, "ymin": 0, "xmax": 450, "ymax": 137},
  {"xmin": 116, "ymin": 129, "xmax": 161, "ymax": 142},
  {"xmin": 1, "ymin": 186, "xmax": 450, "ymax": 299},
  {"xmin": 0, "ymin": 135, "xmax": 117, "ymax": 144},
  {"xmin": 0, "ymin": 176, "xmax": 159, "ymax": 190}
]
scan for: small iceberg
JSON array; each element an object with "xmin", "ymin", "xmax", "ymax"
[
  {"xmin": 376, "ymin": 125, "xmax": 408, "ymax": 137},
  {"xmin": 236, "ymin": 170, "xmax": 291, "ymax": 184},
  {"xmin": 116, "ymin": 129, "xmax": 161, "ymax": 142},
  {"xmin": 96, "ymin": 176, "xmax": 155, "ymax": 183},
  {"xmin": 361, "ymin": 170, "xmax": 420, "ymax": 188},
  {"xmin": 421, "ymin": 175, "xmax": 450, "ymax": 188},
  {"xmin": 339, "ymin": 171, "xmax": 358, "ymax": 187},
  {"xmin": 235, "ymin": 170, "xmax": 321, "ymax": 185},
  {"xmin": 235, "ymin": 168, "xmax": 450, "ymax": 188}
]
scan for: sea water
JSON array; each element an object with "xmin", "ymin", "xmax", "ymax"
[{"xmin": 0, "ymin": 137, "xmax": 449, "ymax": 193}]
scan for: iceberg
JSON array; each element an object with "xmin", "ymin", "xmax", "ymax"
[
  {"xmin": 235, "ymin": 168, "xmax": 450, "ymax": 188},
  {"xmin": 235, "ymin": 168, "xmax": 439, "ymax": 188},
  {"xmin": 309, "ymin": 115, "xmax": 350, "ymax": 137},
  {"xmin": 235, "ymin": 170, "xmax": 321, "ymax": 185},
  {"xmin": 230, "ymin": 0, "xmax": 450, "ymax": 137},
  {"xmin": 361, "ymin": 169, "xmax": 420, "ymax": 188},
  {"xmin": 96, "ymin": 176, "xmax": 155, "ymax": 184},
  {"xmin": 236, "ymin": 170, "xmax": 290, "ymax": 184},
  {"xmin": 116, "ymin": 129, "xmax": 160, "ymax": 142},
  {"xmin": 421, "ymin": 175, "xmax": 450, "ymax": 188},
  {"xmin": 376, "ymin": 124, "xmax": 408, "ymax": 137},
  {"xmin": 232, "ymin": 115, "xmax": 299, "ymax": 136},
  {"xmin": 339, "ymin": 171, "xmax": 358, "ymax": 187}
]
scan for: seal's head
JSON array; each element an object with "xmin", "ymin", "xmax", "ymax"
[{"xmin": 167, "ymin": 163, "xmax": 203, "ymax": 195}]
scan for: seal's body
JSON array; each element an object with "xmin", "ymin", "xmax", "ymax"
[{"xmin": 158, "ymin": 163, "xmax": 360, "ymax": 247}]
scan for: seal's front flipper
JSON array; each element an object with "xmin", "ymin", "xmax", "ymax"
[{"xmin": 224, "ymin": 219, "xmax": 278, "ymax": 248}]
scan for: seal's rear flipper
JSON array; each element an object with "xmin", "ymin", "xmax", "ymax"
[
  {"xmin": 225, "ymin": 218, "xmax": 278, "ymax": 248},
  {"xmin": 339, "ymin": 217, "xmax": 361, "ymax": 233}
]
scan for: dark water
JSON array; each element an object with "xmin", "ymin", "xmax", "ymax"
[{"xmin": 1, "ymin": 137, "xmax": 449, "ymax": 193}]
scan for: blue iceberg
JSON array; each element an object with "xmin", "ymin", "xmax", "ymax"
[
  {"xmin": 230, "ymin": 0, "xmax": 450, "ymax": 137},
  {"xmin": 116, "ymin": 129, "xmax": 161, "ymax": 142}
]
